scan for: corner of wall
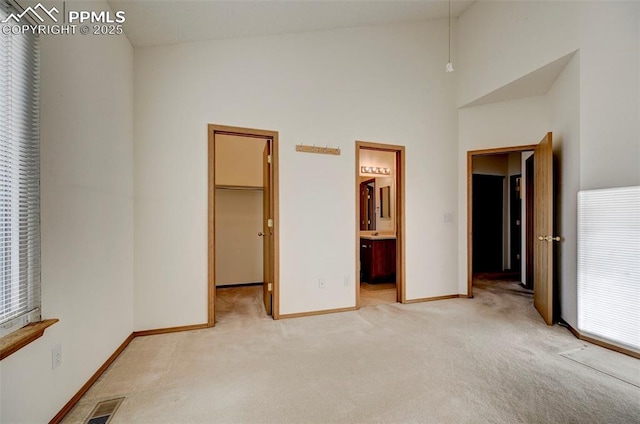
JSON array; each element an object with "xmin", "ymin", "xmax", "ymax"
[{"xmin": 0, "ymin": 8, "xmax": 135, "ymax": 422}]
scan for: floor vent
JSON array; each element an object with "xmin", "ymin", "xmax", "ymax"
[{"xmin": 85, "ymin": 397, "xmax": 124, "ymax": 424}]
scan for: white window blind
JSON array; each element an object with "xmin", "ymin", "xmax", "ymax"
[
  {"xmin": 578, "ymin": 186, "xmax": 640, "ymax": 352},
  {"xmin": 0, "ymin": 0, "xmax": 41, "ymax": 337}
]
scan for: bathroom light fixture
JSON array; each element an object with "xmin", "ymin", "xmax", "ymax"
[
  {"xmin": 446, "ymin": 0, "xmax": 454, "ymax": 73},
  {"xmin": 361, "ymin": 166, "xmax": 390, "ymax": 175}
]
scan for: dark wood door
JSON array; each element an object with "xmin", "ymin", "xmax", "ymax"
[
  {"xmin": 472, "ymin": 174, "xmax": 504, "ymax": 272},
  {"xmin": 359, "ymin": 179, "xmax": 375, "ymax": 230}
]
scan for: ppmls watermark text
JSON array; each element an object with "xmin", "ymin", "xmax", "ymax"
[{"xmin": 1, "ymin": 3, "xmax": 125, "ymax": 36}]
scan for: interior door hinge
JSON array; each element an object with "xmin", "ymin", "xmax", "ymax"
[
  {"xmin": 268, "ymin": 283, "xmax": 272, "ymax": 291},
  {"xmin": 268, "ymin": 219, "xmax": 273, "ymax": 228},
  {"xmin": 267, "ymin": 155, "xmax": 272, "ymax": 164}
]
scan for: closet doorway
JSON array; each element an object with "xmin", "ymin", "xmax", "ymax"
[
  {"xmin": 208, "ymin": 125, "xmax": 279, "ymax": 326},
  {"xmin": 355, "ymin": 141, "xmax": 405, "ymax": 308}
]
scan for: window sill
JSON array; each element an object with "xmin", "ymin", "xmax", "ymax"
[{"xmin": 0, "ymin": 319, "xmax": 59, "ymax": 361}]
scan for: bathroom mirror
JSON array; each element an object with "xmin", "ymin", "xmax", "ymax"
[{"xmin": 380, "ymin": 186, "xmax": 391, "ymax": 219}]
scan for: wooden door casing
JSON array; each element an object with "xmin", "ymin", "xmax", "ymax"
[{"xmin": 262, "ymin": 141, "xmax": 273, "ymax": 316}]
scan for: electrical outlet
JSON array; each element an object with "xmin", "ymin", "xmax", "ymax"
[
  {"xmin": 318, "ymin": 279, "xmax": 325, "ymax": 289},
  {"xmin": 52, "ymin": 343, "xmax": 62, "ymax": 369},
  {"xmin": 344, "ymin": 276, "xmax": 349, "ymax": 287}
]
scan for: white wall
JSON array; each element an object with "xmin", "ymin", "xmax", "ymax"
[
  {"xmin": 0, "ymin": 2, "xmax": 134, "ymax": 422},
  {"xmin": 458, "ymin": 96, "xmax": 549, "ymax": 294},
  {"xmin": 458, "ymin": 1, "xmax": 639, "ymax": 189},
  {"xmin": 134, "ymin": 19, "xmax": 459, "ymax": 324},
  {"xmin": 458, "ymin": 0, "xmax": 640, "ymax": 326},
  {"xmin": 457, "ymin": 1, "xmax": 579, "ymax": 108},
  {"xmin": 215, "ymin": 189, "xmax": 263, "ymax": 286},
  {"xmin": 215, "ymin": 135, "xmax": 267, "ymax": 187},
  {"xmin": 578, "ymin": 2, "xmax": 640, "ymax": 190},
  {"xmin": 548, "ymin": 54, "xmax": 580, "ymax": 327}
]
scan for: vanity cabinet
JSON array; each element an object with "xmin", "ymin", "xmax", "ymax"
[{"xmin": 360, "ymin": 238, "xmax": 396, "ymax": 283}]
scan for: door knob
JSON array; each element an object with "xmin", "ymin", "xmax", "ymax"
[
  {"xmin": 538, "ymin": 235, "xmax": 561, "ymax": 242},
  {"xmin": 258, "ymin": 232, "xmax": 265, "ymax": 237}
]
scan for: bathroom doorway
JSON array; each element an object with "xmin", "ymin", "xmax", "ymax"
[{"xmin": 355, "ymin": 141, "xmax": 405, "ymax": 308}]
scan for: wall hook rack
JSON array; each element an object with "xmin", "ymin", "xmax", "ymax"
[{"xmin": 295, "ymin": 144, "xmax": 341, "ymax": 156}]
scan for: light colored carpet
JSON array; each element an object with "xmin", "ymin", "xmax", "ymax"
[
  {"xmin": 560, "ymin": 345, "xmax": 640, "ymax": 389},
  {"xmin": 360, "ymin": 282, "xmax": 397, "ymax": 307},
  {"xmin": 215, "ymin": 285, "xmax": 271, "ymax": 325},
  {"xmin": 61, "ymin": 278, "xmax": 640, "ymax": 424}
]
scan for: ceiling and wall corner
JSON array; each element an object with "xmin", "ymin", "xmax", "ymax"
[
  {"xmin": 107, "ymin": 0, "xmax": 475, "ymax": 48},
  {"xmin": 460, "ymin": 52, "xmax": 576, "ymax": 109}
]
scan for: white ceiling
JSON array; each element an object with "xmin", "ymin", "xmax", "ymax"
[{"xmin": 107, "ymin": 0, "xmax": 475, "ymax": 48}]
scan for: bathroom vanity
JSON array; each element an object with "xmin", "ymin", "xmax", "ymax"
[{"xmin": 360, "ymin": 235, "xmax": 396, "ymax": 283}]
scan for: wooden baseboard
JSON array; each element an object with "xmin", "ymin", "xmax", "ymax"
[
  {"xmin": 133, "ymin": 323, "xmax": 208, "ymax": 337},
  {"xmin": 561, "ymin": 321, "xmax": 640, "ymax": 360},
  {"xmin": 50, "ymin": 322, "xmax": 210, "ymax": 423},
  {"xmin": 278, "ymin": 306, "xmax": 357, "ymax": 319},
  {"xmin": 49, "ymin": 333, "xmax": 135, "ymax": 424},
  {"xmin": 562, "ymin": 321, "xmax": 580, "ymax": 339},
  {"xmin": 404, "ymin": 294, "xmax": 461, "ymax": 304}
]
